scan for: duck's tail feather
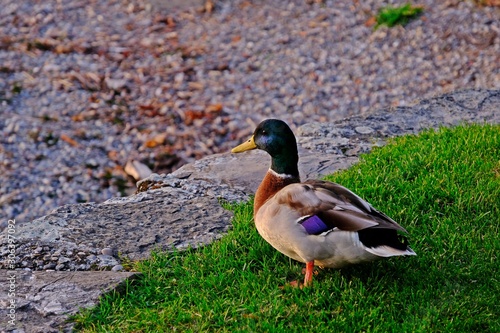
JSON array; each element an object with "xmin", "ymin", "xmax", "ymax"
[{"xmin": 365, "ymin": 245, "xmax": 416, "ymax": 257}]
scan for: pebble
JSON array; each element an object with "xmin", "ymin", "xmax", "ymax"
[
  {"xmin": 355, "ymin": 126, "xmax": 375, "ymax": 135},
  {"xmin": 111, "ymin": 265, "xmax": 124, "ymax": 272},
  {"xmin": 43, "ymin": 263, "xmax": 56, "ymax": 270},
  {"xmin": 57, "ymin": 257, "xmax": 71, "ymax": 264},
  {"xmin": 86, "ymin": 255, "xmax": 97, "ymax": 262},
  {"xmin": 101, "ymin": 248, "xmax": 113, "ymax": 256},
  {"xmin": 1, "ymin": 0, "xmax": 499, "ymax": 227}
]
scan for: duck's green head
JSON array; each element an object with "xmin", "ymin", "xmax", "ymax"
[{"xmin": 232, "ymin": 119, "xmax": 299, "ymax": 176}]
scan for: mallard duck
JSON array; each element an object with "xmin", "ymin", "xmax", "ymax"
[{"xmin": 231, "ymin": 119, "xmax": 416, "ymax": 287}]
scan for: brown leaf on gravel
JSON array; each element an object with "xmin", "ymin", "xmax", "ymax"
[
  {"xmin": 144, "ymin": 140, "xmax": 158, "ymax": 148},
  {"xmin": 309, "ymin": 14, "xmax": 329, "ymax": 28},
  {"xmin": 144, "ymin": 133, "xmax": 167, "ymax": 148},
  {"xmin": 71, "ymin": 114, "xmax": 85, "ymax": 122},
  {"xmin": 54, "ymin": 44, "xmax": 73, "ymax": 54},
  {"xmin": 364, "ymin": 16, "xmax": 377, "ymax": 27},
  {"xmin": 184, "ymin": 110, "xmax": 206, "ymax": 125},
  {"xmin": 183, "ymin": 104, "xmax": 223, "ymax": 125},
  {"xmin": 179, "ymin": 45, "xmax": 206, "ymax": 58},
  {"xmin": 239, "ymin": 1, "xmax": 252, "ymax": 9},
  {"xmin": 138, "ymin": 103, "xmax": 162, "ymax": 117},
  {"xmin": 68, "ymin": 71, "xmax": 102, "ymax": 91},
  {"xmin": 188, "ymin": 82, "xmax": 204, "ymax": 90},
  {"xmin": 71, "ymin": 110, "xmax": 98, "ymax": 122},
  {"xmin": 206, "ymin": 103, "xmax": 223, "ymax": 113},
  {"xmin": 205, "ymin": 0, "xmax": 214, "ymax": 13},
  {"xmin": 195, "ymin": 0, "xmax": 214, "ymax": 14},
  {"xmin": 154, "ymin": 15, "xmax": 176, "ymax": 28},
  {"xmin": 474, "ymin": 0, "xmax": 500, "ymax": 6},
  {"xmin": 54, "ymin": 78, "xmax": 74, "ymax": 90},
  {"xmin": 0, "ymin": 36, "xmax": 16, "ymax": 50},
  {"xmin": 60, "ymin": 134, "xmax": 79, "ymax": 147}
]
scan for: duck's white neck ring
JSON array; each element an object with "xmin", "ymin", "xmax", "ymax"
[{"xmin": 268, "ymin": 168, "xmax": 296, "ymax": 179}]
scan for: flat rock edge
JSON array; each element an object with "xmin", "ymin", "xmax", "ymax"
[{"xmin": 1, "ymin": 89, "xmax": 499, "ymax": 332}]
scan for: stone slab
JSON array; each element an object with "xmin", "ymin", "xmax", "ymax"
[
  {"xmin": 170, "ymin": 148, "xmax": 358, "ymax": 194},
  {"xmin": 3, "ymin": 186, "xmax": 235, "ymax": 266},
  {"xmin": 0, "ymin": 270, "xmax": 138, "ymax": 333}
]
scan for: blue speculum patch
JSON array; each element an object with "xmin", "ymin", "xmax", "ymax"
[{"xmin": 300, "ymin": 215, "xmax": 329, "ymax": 235}]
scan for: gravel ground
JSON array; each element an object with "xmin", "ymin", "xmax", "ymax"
[{"xmin": 1, "ymin": 0, "xmax": 499, "ymax": 225}]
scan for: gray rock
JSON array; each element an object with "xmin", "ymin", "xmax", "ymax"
[
  {"xmin": 42, "ymin": 263, "xmax": 56, "ymax": 270},
  {"xmin": 111, "ymin": 265, "xmax": 124, "ymax": 272},
  {"xmin": 104, "ymin": 78, "xmax": 128, "ymax": 91},
  {"xmin": 101, "ymin": 248, "xmax": 113, "ymax": 256},
  {"xmin": 355, "ymin": 126, "xmax": 375, "ymax": 135},
  {"xmin": 57, "ymin": 257, "xmax": 70, "ymax": 265},
  {"xmin": 97, "ymin": 255, "xmax": 119, "ymax": 269},
  {"xmin": 0, "ymin": 270, "xmax": 137, "ymax": 333}
]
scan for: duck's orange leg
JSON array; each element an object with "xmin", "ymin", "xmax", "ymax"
[
  {"xmin": 284, "ymin": 261, "xmax": 316, "ymax": 288},
  {"xmin": 304, "ymin": 261, "xmax": 315, "ymax": 287}
]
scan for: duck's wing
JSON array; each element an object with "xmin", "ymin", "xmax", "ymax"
[{"xmin": 274, "ymin": 179, "xmax": 407, "ymax": 234}]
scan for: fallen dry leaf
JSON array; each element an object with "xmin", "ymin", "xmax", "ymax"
[
  {"xmin": 184, "ymin": 110, "xmax": 206, "ymax": 125},
  {"xmin": 239, "ymin": 1, "xmax": 252, "ymax": 9},
  {"xmin": 154, "ymin": 15, "xmax": 176, "ymax": 28},
  {"xmin": 205, "ymin": 0, "xmax": 214, "ymax": 13},
  {"xmin": 60, "ymin": 133, "xmax": 79, "ymax": 147},
  {"xmin": 138, "ymin": 103, "xmax": 162, "ymax": 117},
  {"xmin": 364, "ymin": 16, "xmax": 377, "ymax": 27},
  {"xmin": 55, "ymin": 44, "xmax": 72, "ymax": 54},
  {"xmin": 475, "ymin": 0, "xmax": 500, "ymax": 6},
  {"xmin": 206, "ymin": 103, "xmax": 223, "ymax": 113},
  {"xmin": 71, "ymin": 113, "xmax": 85, "ymax": 122},
  {"xmin": 188, "ymin": 81, "xmax": 204, "ymax": 90},
  {"xmin": 144, "ymin": 133, "xmax": 167, "ymax": 148}
]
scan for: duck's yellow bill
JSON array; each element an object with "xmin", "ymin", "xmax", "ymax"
[{"xmin": 231, "ymin": 136, "xmax": 257, "ymax": 153}]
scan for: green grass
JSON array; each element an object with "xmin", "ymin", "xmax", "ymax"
[
  {"xmin": 73, "ymin": 124, "xmax": 500, "ymax": 332},
  {"xmin": 374, "ymin": 3, "xmax": 424, "ymax": 29}
]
